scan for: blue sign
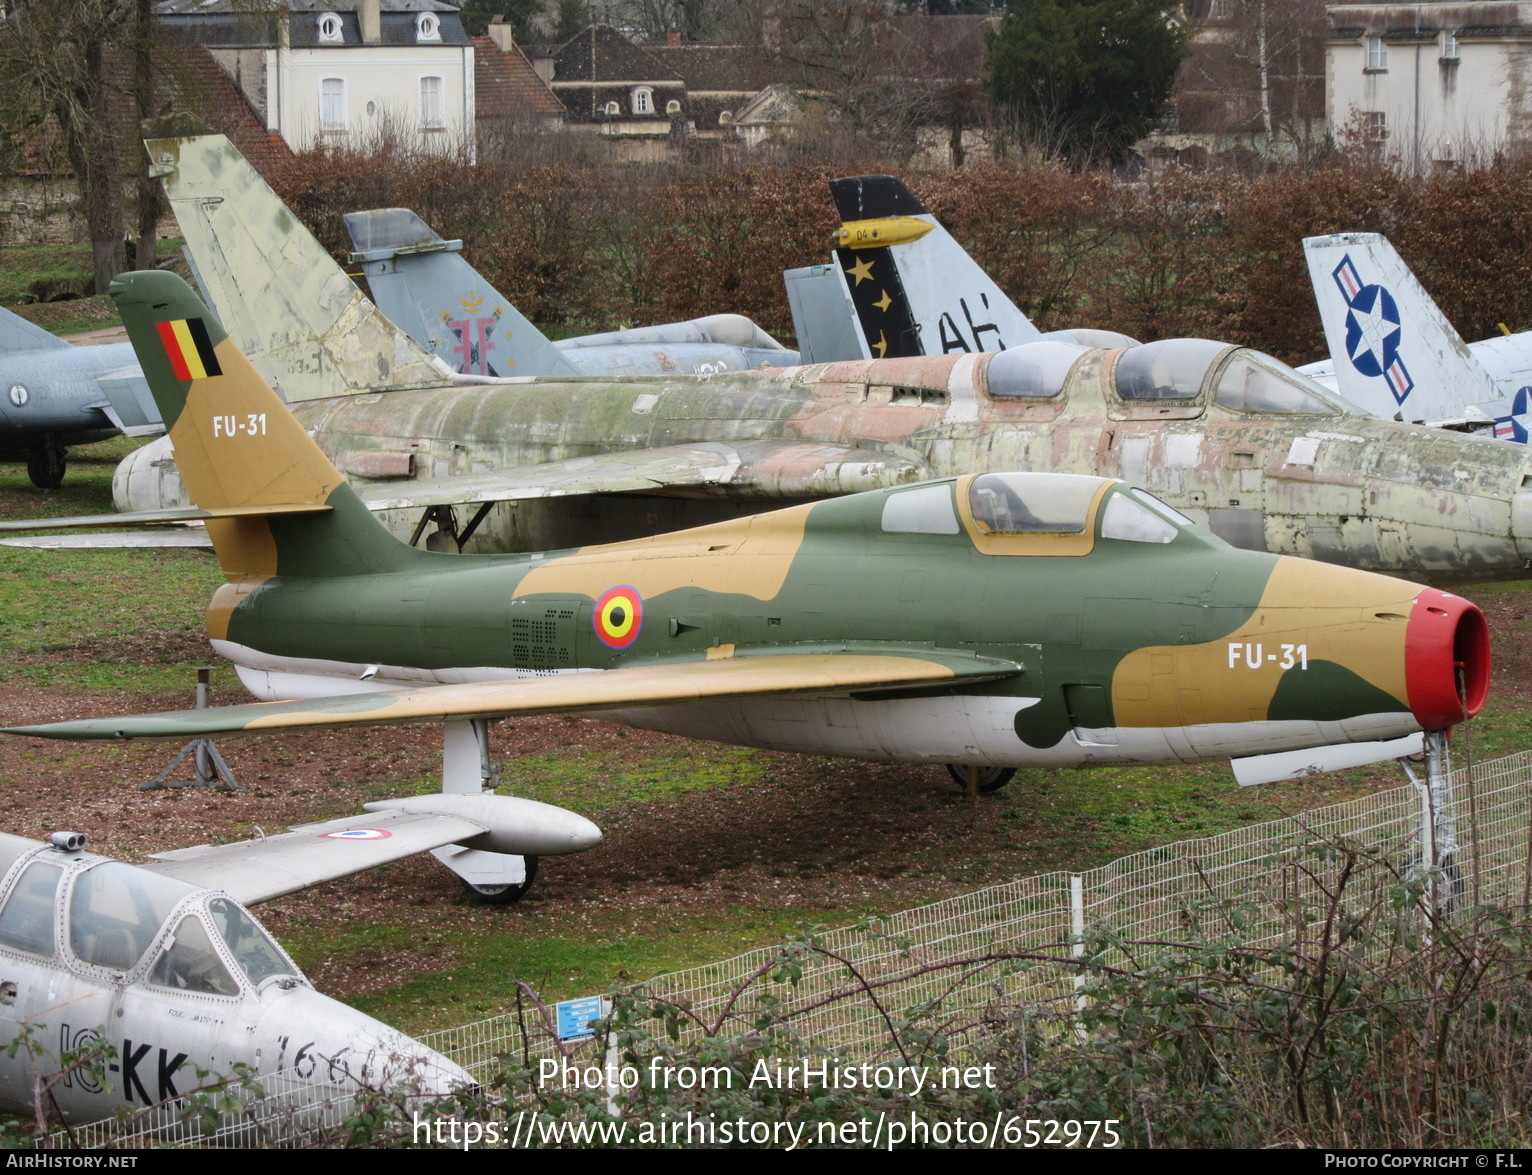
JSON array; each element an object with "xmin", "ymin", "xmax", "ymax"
[{"xmin": 555, "ymin": 996, "xmax": 607, "ymax": 1041}]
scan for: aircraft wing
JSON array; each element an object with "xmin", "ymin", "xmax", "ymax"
[
  {"xmin": 352, "ymin": 441, "xmax": 934, "ymax": 511},
  {"xmin": 4, "ymin": 650, "xmax": 1023, "ymax": 741},
  {"xmin": 142, "ymin": 808, "xmax": 489, "ymax": 904},
  {"xmin": 142, "ymin": 793, "xmax": 600, "ymax": 904}
]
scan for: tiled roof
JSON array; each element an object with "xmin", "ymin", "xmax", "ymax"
[
  {"xmin": 158, "ymin": 45, "xmax": 294, "ymax": 176},
  {"xmin": 553, "ymin": 25, "xmax": 683, "ymax": 84},
  {"xmin": 474, "ymin": 37, "xmax": 566, "ymax": 118},
  {"xmin": 644, "ymin": 43, "xmax": 792, "ymax": 93}
]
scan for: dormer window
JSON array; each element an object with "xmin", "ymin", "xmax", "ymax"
[
  {"xmin": 665, "ymin": 99, "xmax": 681, "ymax": 115},
  {"xmin": 417, "ymin": 12, "xmax": 441, "ymax": 42},
  {"xmin": 632, "ymin": 87, "xmax": 654, "ymax": 115},
  {"xmin": 317, "ymin": 11, "xmax": 342, "ymax": 43},
  {"xmin": 604, "ymin": 101, "xmax": 621, "ymax": 115}
]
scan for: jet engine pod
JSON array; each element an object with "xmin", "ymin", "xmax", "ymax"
[
  {"xmin": 365, "ymin": 793, "xmax": 602, "ymax": 856},
  {"xmin": 1405, "ymin": 588, "xmax": 1491, "ymax": 729}
]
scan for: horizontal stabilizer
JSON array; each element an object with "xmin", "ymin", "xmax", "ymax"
[
  {"xmin": 0, "ymin": 530, "xmax": 212, "ymax": 550},
  {"xmin": 4, "ymin": 651, "xmax": 1022, "ymax": 741},
  {"xmin": 0, "ymin": 502, "xmax": 329, "ymax": 533},
  {"xmin": 1231, "ymin": 732, "xmax": 1424, "ymax": 787}
]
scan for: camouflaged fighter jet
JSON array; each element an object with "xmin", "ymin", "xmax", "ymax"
[
  {"xmin": 107, "ymin": 128, "xmax": 1532, "ymax": 581},
  {"xmin": 5, "ymin": 272, "xmax": 1491, "ymax": 845}
]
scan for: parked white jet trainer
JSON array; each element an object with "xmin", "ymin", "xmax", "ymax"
[
  {"xmin": 0, "ymin": 794, "xmax": 599, "ymax": 1127},
  {"xmin": 1303, "ymin": 232, "xmax": 1532, "ymax": 440}
]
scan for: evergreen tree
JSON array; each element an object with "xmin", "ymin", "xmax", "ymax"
[{"xmin": 985, "ymin": 0, "xmax": 1188, "ymax": 164}]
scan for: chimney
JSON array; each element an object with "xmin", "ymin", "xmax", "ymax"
[
  {"xmin": 359, "ymin": 0, "xmax": 381, "ymax": 44},
  {"xmin": 667, "ymin": 29, "xmax": 680, "ymax": 45},
  {"xmin": 488, "ymin": 14, "xmax": 516, "ymax": 52}
]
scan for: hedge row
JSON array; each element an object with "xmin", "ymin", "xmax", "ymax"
[{"xmin": 269, "ymin": 146, "xmax": 1532, "ymax": 366}]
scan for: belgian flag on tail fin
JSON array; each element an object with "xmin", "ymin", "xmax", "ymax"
[{"xmin": 156, "ymin": 317, "xmax": 223, "ymax": 380}]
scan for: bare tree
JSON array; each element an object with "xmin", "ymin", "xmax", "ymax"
[
  {"xmin": 1177, "ymin": 0, "xmax": 1327, "ymax": 161},
  {"xmin": 0, "ymin": 0, "xmax": 133, "ymax": 291},
  {"xmin": 744, "ymin": 0, "xmax": 986, "ymax": 163}
]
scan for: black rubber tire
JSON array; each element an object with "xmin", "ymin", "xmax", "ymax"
[
  {"xmin": 944, "ymin": 765, "xmax": 1016, "ymax": 794},
  {"xmin": 26, "ymin": 438, "xmax": 65, "ymax": 489},
  {"xmin": 458, "ymin": 855, "xmax": 540, "ymax": 904}
]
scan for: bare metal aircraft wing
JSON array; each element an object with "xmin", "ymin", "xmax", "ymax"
[{"xmin": 142, "ymin": 794, "xmax": 601, "ymax": 905}]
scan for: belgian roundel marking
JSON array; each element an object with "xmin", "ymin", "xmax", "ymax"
[
  {"xmin": 594, "ymin": 586, "xmax": 643, "ymax": 649},
  {"xmin": 321, "ymin": 828, "xmax": 392, "ymax": 841}
]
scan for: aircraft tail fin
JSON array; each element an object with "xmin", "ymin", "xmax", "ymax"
[
  {"xmin": 0, "ymin": 305, "xmax": 72, "ymax": 354},
  {"xmin": 143, "ymin": 121, "xmax": 450, "ymax": 403},
  {"xmin": 1303, "ymin": 232, "xmax": 1501, "ymax": 427},
  {"xmin": 343, "ymin": 208, "xmax": 578, "ymax": 378},
  {"xmin": 825, "ymin": 175, "xmax": 1042, "ymax": 358},
  {"xmin": 110, "ymin": 269, "xmax": 419, "ymax": 581}
]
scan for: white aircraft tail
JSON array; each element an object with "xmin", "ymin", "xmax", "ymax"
[
  {"xmin": 811, "ymin": 175, "xmax": 1044, "ymax": 359},
  {"xmin": 1303, "ymin": 232, "xmax": 1503, "ymax": 430},
  {"xmin": 143, "ymin": 121, "xmax": 450, "ymax": 402}
]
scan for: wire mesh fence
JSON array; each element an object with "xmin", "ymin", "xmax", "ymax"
[{"xmin": 67, "ymin": 747, "xmax": 1532, "ymax": 1148}]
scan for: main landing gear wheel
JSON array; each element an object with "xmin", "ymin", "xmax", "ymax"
[
  {"xmin": 26, "ymin": 437, "xmax": 65, "ymax": 489},
  {"xmin": 945, "ymin": 765, "xmax": 1016, "ymax": 794},
  {"xmin": 458, "ymin": 855, "xmax": 540, "ymax": 904}
]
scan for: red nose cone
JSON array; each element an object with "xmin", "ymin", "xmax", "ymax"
[{"xmin": 1405, "ymin": 588, "xmax": 1490, "ymax": 729}]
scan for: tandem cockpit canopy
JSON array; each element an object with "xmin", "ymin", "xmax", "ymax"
[
  {"xmin": 980, "ymin": 336, "xmax": 1348, "ymax": 416},
  {"xmin": 0, "ymin": 833, "xmax": 301, "ymax": 994},
  {"xmin": 878, "ymin": 473, "xmax": 1198, "ymax": 555}
]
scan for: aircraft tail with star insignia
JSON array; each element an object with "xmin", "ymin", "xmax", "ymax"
[
  {"xmin": 1302, "ymin": 232, "xmax": 1513, "ymax": 436},
  {"xmin": 785, "ymin": 175, "xmax": 1045, "ymax": 361}
]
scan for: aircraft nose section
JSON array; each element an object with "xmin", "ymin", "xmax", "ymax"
[
  {"xmin": 1405, "ymin": 588, "xmax": 1490, "ymax": 729},
  {"xmin": 258, "ymin": 985, "xmax": 473, "ymax": 1100}
]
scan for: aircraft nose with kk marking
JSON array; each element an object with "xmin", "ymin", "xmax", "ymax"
[{"xmin": 1405, "ymin": 588, "xmax": 1490, "ymax": 729}]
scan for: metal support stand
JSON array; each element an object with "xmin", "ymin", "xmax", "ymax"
[
  {"xmin": 1400, "ymin": 729, "xmax": 1458, "ymax": 920},
  {"xmin": 142, "ymin": 667, "xmax": 245, "ymax": 793}
]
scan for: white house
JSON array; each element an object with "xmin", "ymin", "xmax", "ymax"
[
  {"xmin": 155, "ymin": 0, "xmax": 475, "ymax": 156},
  {"xmin": 1327, "ymin": 2, "xmax": 1532, "ymax": 169}
]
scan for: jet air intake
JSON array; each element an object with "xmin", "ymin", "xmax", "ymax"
[{"xmin": 1405, "ymin": 588, "xmax": 1490, "ymax": 729}]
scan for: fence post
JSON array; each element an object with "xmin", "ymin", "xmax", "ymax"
[{"xmin": 1070, "ymin": 873, "xmax": 1086, "ymax": 1040}]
